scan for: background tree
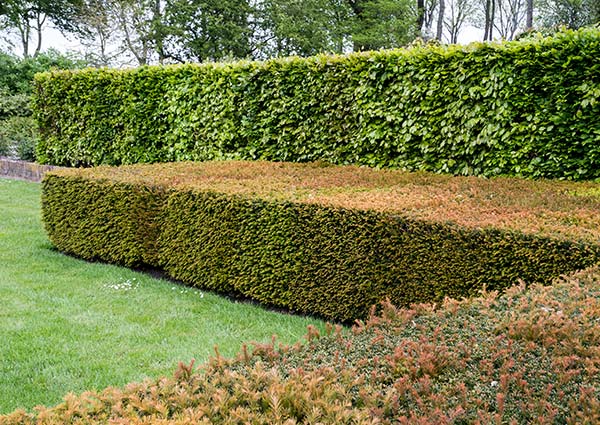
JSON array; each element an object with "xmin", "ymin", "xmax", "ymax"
[
  {"xmin": 76, "ymin": 0, "xmax": 126, "ymax": 66},
  {"xmin": 444, "ymin": 0, "xmax": 476, "ymax": 42},
  {"xmin": 115, "ymin": 0, "xmax": 160, "ymax": 65},
  {"xmin": 77, "ymin": 0, "xmax": 164, "ymax": 66},
  {"xmin": 76, "ymin": 0, "xmax": 169, "ymax": 66},
  {"xmin": 536, "ymin": 0, "xmax": 599, "ymax": 29},
  {"xmin": 253, "ymin": 0, "xmax": 351, "ymax": 57},
  {"xmin": 436, "ymin": 0, "xmax": 445, "ymax": 39},
  {"xmin": 70, "ymin": 0, "xmax": 421, "ymax": 63},
  {"xmin": 0, "ymin": 0, "xmax": 83, "ymax": 57},
  {"xmin": 161, "ymin": 0, "xmax": 252, "ymax": 62},
  {"xmin": 526, "ymin": 0, "xmax": 533, "ymax": 28},
  {"xmin": 494, "ymin": 0, "xmax": 527, "ymax": 39},
  {"xmin": 18, "ymin": 0, "xmax": 600, "ymax": 65},
  {"xmin": 417, "ymin": 0, "xmax": 425, "ymax": 31},
  {"xmin": 481, "ymin": 0, "xmax": 496, "ymax": 40},
  {"xmin": 420, "ymin": 0, "xmax": 440, "ymax": 37},
  {"xmin": 350, "ymin": 0, "xmax": 417, "ymax": 51}
]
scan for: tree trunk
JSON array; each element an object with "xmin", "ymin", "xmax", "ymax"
[
  {"xmin": 526, "ymin": 0, "xmax": 533, "ymax": 30},
  {"xmin": 347, "ymin": 0, "xmax": 365, "ymax": 51},
  {"xmin": 436, "ymin": 0, "xmax": 445, "ymax": 40},
  {"xmin": 19, "ymin": 20, "xmax": 30, "ymax": 57},
  {"xmin": 153, "ymin": 0, "xmax": 165, "ymax": 64},
  {"xmin": 484, "ymin": 0, "xmax": 491, "ymax": 40},
  {"xmin": 417, "ymin": 0, "xmax": 425, "ymax": 33},
  {"xmin": 485, "ymin": 0, "xmax": 496, "ymax": 41},
  {"xmin": 490, "ymin": 0, "xmax": 496, "ymax": 39},
  {"xmin": 22, "ymin": 36, "xmax": 29, "ymax": 58},
  {"xmin": 33, "ymin": 13, "xmax": 46, "ymax": 57},
  {"xmin": 119, "ymin": 5, "xmax": 147, "ymax": 65}
]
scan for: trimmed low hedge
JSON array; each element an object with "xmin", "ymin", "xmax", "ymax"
[
  {"xmin": 33, "ymin": 27, "xmax": 600, "ymax": 180},
  {"xmin": 42, "ymin": 161, "xmax": 600, "ymax": 322}
]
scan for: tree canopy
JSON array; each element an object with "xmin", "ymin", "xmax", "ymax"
[
  {"xmin": 0, "ymin": 0, "xmax": 84, "ymax": 57},
  {"xmin": 2, "ymin": 0, "xmax": 600, "ymax": 64}
]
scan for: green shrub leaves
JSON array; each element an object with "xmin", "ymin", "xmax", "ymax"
[{"xmin": 33, "ymin": 28, "xmax": 600, "ymax": 180}]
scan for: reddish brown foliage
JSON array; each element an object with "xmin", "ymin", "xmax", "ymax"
[{"xmin": 52, "ymin": 160, "xmax": 600, "ymax": 244}]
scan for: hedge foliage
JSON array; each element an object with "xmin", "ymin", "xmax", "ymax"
[
  {"xmin": 41, "ymin": 161, "xmax": 600, "ymax": 322},
  {"xmin": 4, "ymin": 268, "xmax": 600, "ymax": 423},
  {"xmin": 33, "ymin": 27, "xmax": 600, "ymax": 180}
]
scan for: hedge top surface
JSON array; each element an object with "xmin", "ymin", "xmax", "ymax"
[{"xmin": 47, "ymin": 160, "xmax": 600, "ymax": 244}]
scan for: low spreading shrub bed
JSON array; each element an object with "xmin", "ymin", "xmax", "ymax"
[
  {"xmin": 41, "ymin": 161, "xmax": 600, "ymax": 322},
  {"xmin": 4, "ymin": 267, "xmax": 600, "ymax": 423}
]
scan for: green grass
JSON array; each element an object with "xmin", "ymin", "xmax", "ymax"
[{"xmin": 0, "ymin": 177, "xmax": 324, "ymax": 414}]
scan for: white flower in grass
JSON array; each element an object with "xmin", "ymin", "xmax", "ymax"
[
  {"xmin": 105, "ymin": 277, "xmax": 139, "ymax": 291},
  {"xmin": 170, "ymin": 285, "xmax": 204, "ymax": 298}
]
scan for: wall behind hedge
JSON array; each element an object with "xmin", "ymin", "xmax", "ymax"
[{"xmin": 34, "ymin": 28, "xmax": 600, "ymax": 180}]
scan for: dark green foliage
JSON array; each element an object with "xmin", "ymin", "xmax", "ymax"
[
  {"xmin": 34, "ymin": 27, "xmax": 600, "ymax": 180},
  {"xmin": 0, "ymin": 91, "xmax": 30, "ymax": 119},
  {"xmin": 0, "ymin": 133, "xmax": 8, "ymax": 156},
  {"xmin": 42, "ymin": 176, "xmax": 165, "ymax": 267},
  {"xmin": 536, "ymin": 0, "xmax": 600, "ymax": 29},
  {"xmin": 0, "ymin": 50, "xmax": 85, "ymax": 95},
  {"xmin": 0, "ymin": 116, "xmax": 39, "ymax": 159},
  {"xmin": 41, "ymin": 162, "xmax": 600, "ymax": 322},
  {"xmin": 350, "ymin": 0, "xmax": 417, "ymax": 51},
  {"xmin": 162, "ymin": 0, "xmax": 253, "ymax": 63},
  {"xmin": 254, "ymin": 0, "xmax": 352, "ymax": 57}
]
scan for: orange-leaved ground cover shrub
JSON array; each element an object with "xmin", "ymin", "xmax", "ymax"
[
  {"xmin": 3, "ymin": 267, "xmax": 600, "ymax": 424},
  {"xmin": 41, "ymin": 161, "xmax": 600, "ymax": 322}
]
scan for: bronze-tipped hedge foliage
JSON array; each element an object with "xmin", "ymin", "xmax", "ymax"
[
  {"xmin": 42, "ymin": 161, "xmax": 600, "ymax": 322},
  {"xmin": 34, "ymin": 27, "xmax": 600, "ymax": 180},
  {"xmin": 4, "ymin": 268, "xmax": 600, "ymax": 423}
]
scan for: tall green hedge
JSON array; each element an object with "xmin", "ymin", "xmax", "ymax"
[
  {"xmin": 33, "ymin": 28, "xmax": 600, "ymax": 180},
  {"xmin": 41, "ymin": 162, "xmax": 600, "ymax": 322}
]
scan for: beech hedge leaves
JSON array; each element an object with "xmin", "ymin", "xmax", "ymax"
[{"xmin": 34, "ymin": 27, "xmax": 600, "ymax": 180}]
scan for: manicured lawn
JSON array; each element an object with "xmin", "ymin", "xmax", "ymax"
[{"xmin": 0, "ymin": 177, "xmax": 324, "ymax": 414}]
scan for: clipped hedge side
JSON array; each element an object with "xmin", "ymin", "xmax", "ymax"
[
  {"xmin": 41, "ymin": 164, "xmax": 600, "ymax": 322},
  {"xmin": 42, "ymin": 176, "xmax": 165, "ymax": 267},
  {"xmin": 33, "ymin": 28, "xmax": 600, "ymax": 180},
  {"xmin": 158, "ymin": 191, "xmax": 600, "ymax": 321}
]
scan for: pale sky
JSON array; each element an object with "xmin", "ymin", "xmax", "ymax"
[
  {"xmin": 44, "ymin": 27, "xmax": 82, "ymax": 53},
  {"xmin": 24, "ymin": 23, "xmax": 485, "ymax": 61}
]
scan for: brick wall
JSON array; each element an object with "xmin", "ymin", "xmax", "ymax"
[{"xmin": 0, "ymin": 158, "xmax": 66, "ymax": 182}]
